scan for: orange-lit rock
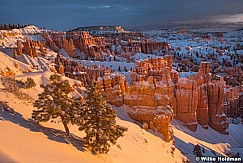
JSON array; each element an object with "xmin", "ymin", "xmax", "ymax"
[
  {"xmin": 175, "ymin": 78, "xmax": 198, "ymax": 131},
  {"xmin": 0, "ymin": 67, "xmax": 15, "ymax": 76},
  {"xmin": 207, "ymin": 79, "xmax": 229, "ymax": 134},
  {"xmin": 124, "ymin": 74, "xmax": 174, "ymax": 142},
  {"xmin": 197, "ymin": 85, "xmax": 209, "ymax": 128},
  {"xmin": 197, "ymin": 62, "xmax": 211, "ymax": 86},
  {"xmin": 16, "ymin": 40, "xmax": 22, "ymax": 55},
  {"xmin": 239, "ymin": 86, "xmax": 243, "ymax": 115},
  {"xmin": 41, "ymin": 32, "xmax": 58, "ymax": 52},
  {"xmin": 96, "ymin": 73, "xmax": 127, "ymax": 106},
  {"xmin": 153, "ymin": 114, "xmax": 173, "ymax": 142},
  {"xmin": 224, "ymin": 86, "xmax": 240, "ymax": 117}
]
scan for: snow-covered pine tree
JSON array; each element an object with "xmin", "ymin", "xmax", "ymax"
[
  {"xmin": 32, "ymin": 74, "xmax": 83, "ymax": 136},
  {"xmin": 79, "ymin": 82, "xmax": 127, "ymax": 154},
  {"xmin": 25, "ymin": 77, "xmax": 36, "ymax": 89}
]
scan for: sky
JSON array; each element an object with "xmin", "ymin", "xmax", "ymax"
[{"xmin": 0, "ymin": 0, "xmax": 243, "ymax": 31}]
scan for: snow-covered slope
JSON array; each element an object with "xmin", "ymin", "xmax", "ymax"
[
  {"xmin": 0, "ymin": 51, "xmax": 242, "ymax": 162},
  {"xmin": 0, "ymin": 78, "xmax": 185, "ymax": 163},
  {"xmin": 14, "ymin": 25, "xmax": 43, "ymax": 35},
  {"xmin": 0, "ymin": 25, "xmax": 43, "ymax": 35},
  {"xmin": 172, "ymin": 120, "xmax": 243, "ymax": 163},
  {"xmin": 0, "ymin": 52, "xmax": 33, "ymax": 75},
  {"xmin": 0, "ymin": 25, "xmax": 45, "ymax": 49}
]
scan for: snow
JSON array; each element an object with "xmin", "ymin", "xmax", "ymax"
[
  {"xmin": 0, "ymin": 24, "xmax": 242, "ymax": 162},
  {"xmin": 132, "ymin": 53, "xmax": 162, "ymax": 60},
  {"xmin": 0, "ymin": 52, "xmax": 33, "ymax": 74},
  {"xmin": 172, "ymin": 120, "xmax": 243, "ymax": 162},
  {"xmin": 0, "ymin": 89, "xmax": 186, "ymax": 163},
  {"xmin": 145, "ymin": 27, "xmax": 243, "ymax": 71},
  {"xmin": 179, "ymin": 72, "xmax": 197, "ymax": 78},
  {"xmin": 0, "ymin": 25, "xmax": 44, "ymax": 48},
  {"xmin": 0, "ymin": 151, "xmax": 16, "ymax": 163},
  {"xmin": 79, "ymin": 60, "xmax": 135, "ymax": 72}
]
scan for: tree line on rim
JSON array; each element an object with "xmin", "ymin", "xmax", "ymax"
[{"xmin": 0, "ymin": 24, "xmax": 29, "ymax": 30}]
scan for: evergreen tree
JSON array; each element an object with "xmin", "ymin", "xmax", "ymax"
[
  {"xmin": 32, "ymin": 74, "xmax": 82, "ymax": 136},
  {"xmin": 79, "ymin": 83, "xmax": 127, "ymax": 154},
  {"xmin": 193, "ymin": 144, "xmax": 202, "ymax": 157},
  {"xmin": 25, "ymin": 77, "xmax": 36, "ymax": 89}
]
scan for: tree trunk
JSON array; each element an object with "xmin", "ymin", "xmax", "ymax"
[{"xmin": 61, "ymin": 117, "xmax": 69, "ymax": 136}]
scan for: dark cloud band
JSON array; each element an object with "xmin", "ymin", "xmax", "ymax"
[{"xmin": 0, "ymin": 0, "xmax": 243, "ymax": 30}]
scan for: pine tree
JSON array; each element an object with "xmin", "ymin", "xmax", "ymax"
[
  {"xmin": 79, "ymin": 82, "xmax": 127, "ymax": 154},
  {"xmin": 193, "ymin": 144, "xmax": 202, "ymax": 157},
  {"xmin": 32, "ymin": 74, "xmax": 83, "ymax": 136},
  {"xmin": 124, "ymin": 66, "xmax": 128, "ymax": 72},
  {"xmin": 25, "ymin": 77, "xmax": 36, "ymax": 89}
]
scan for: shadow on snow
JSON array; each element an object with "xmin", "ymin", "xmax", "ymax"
[{"xmin": 0, "ymin": 109, "xmax": 85, "ymax": 152}]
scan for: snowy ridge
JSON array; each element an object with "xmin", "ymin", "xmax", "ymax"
[
  {"xmin": 0, "ymin": 25, "xmax": 45, "ymax": 48},
  {"xmin": 0, "ymin": 25, "xmax": 42, "ymax": 35},
  {"xmin": 0, "ymin": 52, "xmax": 33, "ymax": 74}
]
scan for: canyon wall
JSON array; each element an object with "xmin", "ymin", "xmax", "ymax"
[
  {"xmin": 95, "ymin": 58, "xmax": 241, "ymax": 135},
  {"xmin": 54, "ymin": 55, "xmax": 242, "ymax": 138}
]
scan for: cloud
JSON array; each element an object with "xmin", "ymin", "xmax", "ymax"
[
  {"xmin": 0, "ymin": 0, "xmax": 243, "ymax": 30},
  {"xmin": 89, "ymin": 5, "xmax": 111, "ymax": 9},
  {"xmin": 215, "ymin": 14, "xmax": 243, "ymax": 23}
]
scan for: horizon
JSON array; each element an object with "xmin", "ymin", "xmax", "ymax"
[{"xmin": 1, "ymin": 0, "xmax": 243, "ymax": 31}]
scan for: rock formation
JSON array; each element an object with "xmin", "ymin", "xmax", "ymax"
[
  {"xmin": 97, "ymin": 72, "xmax": 128, "ymax": 107},
  {"xmin": 197, "ymin": 85, "xmax": 209, "ymax": 128},
  {"xmin": 224, "ymin": 86, "xmax": 241, "ymax": 117},
  {"xmin": 124, "ymin": 76, "xmax": 174, "ymax": 142},
  {"xmin": 43, "ymin": 28, "xmax": 243, "ymax": 136},
  {"xmin": 187, "ymin": 62, "xmax": 229, "ymax": 133},
  {"xmin": 13, "ymin": 39, "xmax": 46, "ymax": 57},
  {"xmin": 22, "ymin": 39, "xmax": 39, "ymax": 57},
  {"xmin": 41, "ymin": 32, "xmax": 58, "ymax": 52},
  {"xmin": 130, "ymin": 56, "xmax": 177, "ymax": 110},
  {"xmin": 16, "ymin": 40, "xmax": 23, "ymax": 55},
  {"xmin": 223, "ymin": 66, "xmax": 243, "ymax": 86},
  {"xmin": 128, "ymin": 60, "xmax": 233, "ymax": 134},
  {"xmin": 196, "ymin": 62, "xmax": 210, "ymax": 129},
  {"xmin": 207, "ymin": 79, "xmax": 229, "ymax": 134},
  {"xmin": 0, "ymin": 67, "xmax": 15, "ymax": 76},
  {"xmin": 54, "ymin": 51, "xmax": 241, "ymax": 135},
  {"xmin": 55, "ymin": 54, "xmax": 240, "ymax": 136},
  {"xmin": 175, "ymin": 78, "xmax": 198, "ymax": 131},
  {"xmin": 42, "ymin": 30, "xmax": 169, "ymax": 61},
  {"xmin": 76, "ymin": 56, "xmax": 176, "ymax": 142},
  {"xmin": 54, "ymin": 54, "xmax": 112, "ymax": 86},
  {"xmin": 120, "ymin": 57, "xmax": 175, "ymax": 141},
  {"xmin": 239, "ymin": 86, "xmax": 243, "ymax": 115}
]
